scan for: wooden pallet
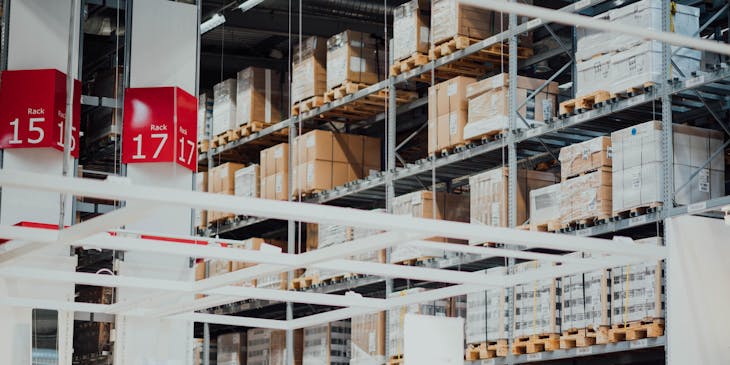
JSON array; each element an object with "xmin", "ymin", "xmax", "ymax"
[
  {"xmin": 390, "ymin": 52, "xmax": 429, "ymax": 76},
  {"xmin": 210, "ymin": 129, "xmax": 240, "ymax": 148},
  {"xmin": 530, "ymin": 220, "xmax": 561, "ymax": 232},
  {"xmin": 560, "ymin": 327, "xmax": 609, "ymax": 349},
  {"xmin": 206, "ymin": 215, "xmax": 234, "ymax": 228},
  {"xmin": 430, "ymin": 36, "xmax": 533, "ymax": 63},
  {"xmin": 512, "ymin": 333, "xmax": 560, "ymax": 355},
  {"xmin": 608, "ymin": 318, "xmax": 664, "ymax": 343},
  {"xmin": 291, "ymin": 96, "xmax": 325, "ymax": 115},
  {"xmin": 197, "ymin": 139, "xmax": 209, "ymax": 154},
  {"xmin": 610, "ymin": 82, "xmax": 656, "ymax": 99},
  {"xmin": 561, "ymin": 166, "xmax": 611, "ymax": 182},
  {"xmin": 388, "ymin": 354, "xmax": 404, "ymax": 365},
  {"xmin": 559, "ymin": 90, "xmax": 611, "ymax": 116},
  {"xmin": 236, "ymin": 121, "xmax": 282, "ymax": 138},
  {"xmin": 428, "ymin": 143, "xmax": 467, "ymax": 159},
  {"xmin": 465, "ymin": 339, "xmax": 509, "ymax": 360},
  {"xmin": 612, "ymin": 202, "xmax": 663, "ymax": 220},
  {"xmin": 560, "ymin": 214, "xmax": 612, "ymax": 232},
  {"xmin": 465, "ymin": 129, "xmax": 508, "ymax": 144},
  {"xmin": 392, "ymin": 256, "xmax": 436, "ymax": 266},
  {"xmin": 320, "ymin": 84, "xmax": 418, "ymax": 121}
]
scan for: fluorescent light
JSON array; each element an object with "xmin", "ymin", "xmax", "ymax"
[
  {"xmin": 200, "ymin": 13, "xmax": 225, "ymax": 34},
  {"xmin": 238, "ymin": 0, "xmax": 265, "ymax": 13}
]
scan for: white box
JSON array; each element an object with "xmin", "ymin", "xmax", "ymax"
[
  {"xmin": 213, "ymin": 78, "xmax": 237, "ymax": 136},
  {"xmin": 575, "ymin": 53, "xmax": 612, "ymax": 96},
  {"xmin": 465, "ymin": 267, "xmax": 510, "ymax": 344},
  {"xmin": 609, "ymin": 0, "xmax": 698, "ymax": 50},
  {"xmin": 575, "ymin": 12, "xmax": 611, "ymax": 61},
  {"xmin": 529, "ymin": 183, "xmax": 561, "ymax": 229},
  {"xmin": 234, "ymin": 164, "xmax": 259, "ymax": 198}
]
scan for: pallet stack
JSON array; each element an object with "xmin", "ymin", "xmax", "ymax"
[
  {"xmin": 510, "ymin": 261, "xmax": 561, "ymax": 355},
  {"xmin": 558, "ymin": 136, "xmax": 613, "ymax": 230},
  {"xmin": 197, "ymin": 93, "xmax": 212, "ymax": 153},
  {"xmin": 390, "ymin": 190, "xmax": 469, "ymax": 263},
  {"xmin": 464, "ymin": 267, "xmax": 510, "ymax": 360},
  {"xmin": 260, "ymin": 143, "xmax": 289, "ymax": 200},
  {"xmin": 325, "ymin": 30, "xmax": 382, "ymax": 92},
  {"xmin": 390, "ymin": 0, "xmax": 430, "ymax": 76},
  {"xmin": 387, "ymin": 288, "xmax": 450, "ymax": 364},
  {"xmin": 302, "ymin": 320, "xmax": 351, "ymax": 364},
  {"xmin": 212, "ymin": 78, "xmax": 238, "ymax": 147},
  {"xmin": 427, "ymin": 76, "xmax": 475, "ymax": 156},
  {"xmin": 291, "ymin": 36, "xmax": 327, "ymax": 114},
  {"xmin": 350, "ymin": 312, "xmax": 386, "ymax": 365},
  {"xmin": 217, "ymin": 332, "xmax": 246, "ymax": 365},
  {"xmin": 208, "ymin": 162, "xmax": 246, "ymax": 226},
  {"xmin": 236, "ymin": 66, "xmax": 282, "ymax": 136}
]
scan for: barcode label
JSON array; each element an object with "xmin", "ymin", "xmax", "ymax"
[
  {"xmin": 480, "ymin": 359, "xmax": 496, "ymax": 365},
  {"xmin": 630, "ymin": 338, "xmax": 648, "ymax": 349},
  {"xmin": 687, "ymin": 201, "xmax": 707, "ymax": 213},
  {"xmin": 684, "ymin": 75, "xmax": 705, "ymax": 88},
  {"xmin": 526, "ymin": 353, "xmax": 543, "ymax": 361},
  {"xmin": 576, "ymin": 346, "xmax": 593, "ymax": 355},
  {"xmin": 629, "ymin": 215, "xmax": 647, "ymax": 226},
  {"xmin": 626, "ymin": 94, "xmax": 646, "ymax": 107}
]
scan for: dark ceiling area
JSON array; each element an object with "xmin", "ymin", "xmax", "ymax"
[{"xmin": 199, "ymin": 0, "xmax": 412, "ymax": 91}]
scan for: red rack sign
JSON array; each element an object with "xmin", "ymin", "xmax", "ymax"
[
  {"xmin": 0, "ymin": 69, "xmax": 81, "ymax": 157},
  {"xmin": 122, "ymin": 87, "xmax": 197, "ymax": 171}
]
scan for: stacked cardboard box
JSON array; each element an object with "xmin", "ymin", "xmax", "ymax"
[
  {"xmin": 611, "ymin": 121, "xmax": 725, "ymax": 213},
  {"xmin": 292, "ymin": 37, "xmax": 327, "ymax": 104},
  {"xmin": 213, "ymin": 78, "xmax": 237, "ymax": 136},
  {"xmin": 387, "ymin": 288, "xmax": 450, "ymax": 358},
  {"xmin": 270, "ymin": 329, "xmax": 304, "ymax": 365},
  {"xmin": 390, "ymin": 190, "xmax": 469, "ymax": 262},
  {"xmin": 611, "ymin": 237, "xmax": 664, "ymax": 324},
  {"xmin": 326, "ymin": 30, "xmax": 383, "ymax": 90},
  {"xmin": 561, "ymin": 252, "xmax": 610, "ymax": 331},
  {"xmin": 234, "ymin": 164, "xmax": 260, "ymax": 198},
  {"xmin": 465, "ymin": 267, "xmax": 510, "ymax": 344},
  {"xmin": 528, "ymin": 183, "xmax": 561, "ymax": 231},
  {"xmin": 393, "ymin": 0, "xmax": 430, "ymax": 61},
  {"xmin": 575, "ymin": 0, "xmax": 699, "ymax": 96},
  {"xmin": 236, "ymin": 67, "xmax": 281, "ymax": 127},
  {"xmin": 558, "ymin": 136, "xmax": 612, "ymax": 181},
  {"xmin": 217, "ymin": 333, "xmax": 246, "ymax": 365},
  {"xmin": 260, "ymin": 143, "xmax": 289, "ymax": 200},
  {"xmin": 291, "ymin": 130, "xmax": 380, "ymax": 195},
  {"xmin": 195, "ymin": 172, "xmax": 208, "ymax": 230},
  {"xmin": 465, "ymin": 73, "xmax": 558, "ymax": 140},
  {"xmin": 198, "ymin": 93, "xmax": 212, "ymax": 142},
  {"xmin": 233, "ymin": 238, "xmax": 289, "ymax": 290},
  {"xmin": 247, "ymin": 328, "xmax": 271, "ymax": 365},
  {"xmin": 302, "ymin": 321, "xmax": 351, "ymax": 365},
  {"xmin": 428, "ymin": 76, "xmax": 475, "ymax": 155},
  {"xmin": 559, "ymin": 168, "xmax": 612, "ymax": 225},
  {"xmin": 208, "ymin": 162, "xmax": 246, "ymax": 223},
  {"xmin": 431, "ymin": 0, "xmax": 532, "ymax": 46},
  {"xmin": 469, "ymin": 167, "xmax": 558, "ymax": 231},
  {"xmin": 350, "ymin": 312, "xmax": 386, "ymax": 365},
  {"xmin": 511, "ymin": 261, "xmax": 560, "ymax": 337}
]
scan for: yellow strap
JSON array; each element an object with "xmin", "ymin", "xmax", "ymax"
[
  {"xmin": 623, "ymin": 265, "xmax": 630, "ymax": 326},
  {"xmin": 398, "ymin": 291, "xmax": 407, "ymax": 356},
  {"xmin": 532, "ymin": 261, "xmax": 538, "ymax": 331}
]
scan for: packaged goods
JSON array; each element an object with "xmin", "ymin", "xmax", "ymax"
[
  {"xmin": 350, "ymin": 312, "xmax": 386, "ymax": 365},
  {"xmin": 559, "ymin": 169, "xmax": 612, "ymax": 225},
  {"xmin": 390, "ymin": 190, "xmax": 469, "ymax": 262},
  {"xmin": 217, "ymin": 332, "xmax": 246, "ymax": 365},
  {"xmin": 326, "ymin": 30, "xmax": 383, "ymax": 90},
  {"xmin": 611, "ymin": 237, "xmax": 664, "ymax": 324},
  {"xmin": 469, "ymin": 167, "xmax": 558, "ymax": 230},
  {"xmin": 236, "ymin": 67, "xmax": 281, "ymax": 126},
  {"xmin": 387, "ymin": 288, "xmax": 449, "ymax": 357},
  {"xmin": 208, "ymin": 162, "xmax": 246, "ymax": 222},
  {"xmin": 198, "ymin": 93, "xmax": 212, "ymax": 141},
  {"xmin": 466, "ymin": 267, "xmax": 510, "ymax": 344},
  {"xmin": 558, "ymin": 136, "xmax": 612, "ymax": 180},
  {"xmin": 561, "ymin": 252, "xmax": 610, "ymax": 330},
  {"xmin": 260, "ymin": 143, "xmax": 289, "ymax": 200},
  {"xmin": 195, "ymin": 172, "xmax": 208, "ymax": 229},
  {"xmin": 234, "ymin": 164, "xmax": 260, "ymax": 198},
  {"xmin": 393, "ymin": 0, "xmax": 430, "ymax": 61},
  {"xmin": 247, "ymin": 328, "xmax": 271, "ymax": 365},
  {"xmin": 427, "ymin": 76, "xmax": 475, "ymax": 154},
  {"xmin": 270, "ymin": 329, "xmax": 304, "ymax": 365},
  {"xmin": 464, "ymin": 74, "xmax": 558, "ymax": 140},
  {"xmin": 511, "ymin": 261, "xmax": 560, "ymax": 337},
  {"xmin": 611, "ymin": 121, "xmax": 724, "ymax": 213},
  {"xmin": 292, "ymin": 37, "xmax": 327, "ymax": 103},
  {"xmin": 431, "ymin": 0, "xmax": 532, "ymax": 46},
  {"xmin": 303, "ymin": 321, "xmax": 351, "ymax": 365},
  {"xmin": 528, "ymin": 183, "xmax": 561, "ymax": 231},
  {"xmin": 213, "ymin": 78, "xmax": 237, "ymax": 136}
]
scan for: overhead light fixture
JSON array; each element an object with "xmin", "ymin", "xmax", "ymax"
[
  {"xmin": 200, "ymin": 13, "xmax": 225, "ymax": 34},
  {"xmin": 238, "ymin": 0, "xmax": 266, "ymax": 13}
]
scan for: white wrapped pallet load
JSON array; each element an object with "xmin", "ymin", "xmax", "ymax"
[
  {"xmin": 387, "ymin": 288, "xmax": 449, "ymax": 358},
  {"xmin": 234, "ymin": 164, "xmax": 260, "ymax": 198},
  {"xmin": 611, "ymin": 237, "xmax": 664, "ymax": 325},
  {"xmin": 198, "ymin": 93, "xmax": 212, "ymax": 142},
  {"xmin": 303, "ymin": 321, "xmax": 351, "ymax": 365},
  {"xmin": 528, "ymin": 183, "xmax": 561, "ymax": 231},
  {"xmin": 609, "ymin": 40, "xmax": 700, "ymax": 93},
  {"xmin": 217, "ymin": 333, "xmax": 246, "ymax": 365},
  {"xmin": 510, "ymin": 261, "xmax": 560, "ymax": 338},
  {"xmin": 393, "ymin": 0, "xmax": 430, "ymax": 61},
  {"xmin": 247, "ymin": 328, "xmax": 272, "ymax": 365},
  {"xmin": 350, "ymin": 312, "xmax": 386, "ymax": 365},
  {"xmin": 465, "ymin": 267, "xmax": 510, "ymax": 345},
  {"xmin": 212, "ymin": 78, "xmax": 237, "ymax": 136},
  {"xmin": 560, "ymin": 252, "xmax": 610, "ymax": 331},
  {"xmin": 575, "ymin": 53, "xmax": 612, "ymax": 97}
]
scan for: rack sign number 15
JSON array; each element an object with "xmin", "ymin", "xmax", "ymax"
[{"xmin": 8, "ymin": 117, "xmax": 76, "ymax": 150}]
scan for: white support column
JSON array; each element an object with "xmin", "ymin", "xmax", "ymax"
[
  {"xmin": 113, "ymin": 1, "xmax": 198, "ymax": 364},
  {"xmin": 0, "ymin": 1, "xmax": 80, "ymax": 364}
]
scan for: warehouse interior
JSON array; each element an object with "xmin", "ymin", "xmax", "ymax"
[{"xmin": 0, "ymin": 0, "xmax": 729, "ymax": 364}]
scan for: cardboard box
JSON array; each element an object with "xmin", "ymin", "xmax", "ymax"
[
  {"xmin": 429, "ymin": 76, "xmax": 474, "ymax": 118},
  {"xmin": 302, "ymin": 321, "xmax": 351, "ymax": 364},
  {"xmin": 511, "ymin": 261, "xmax": 560, "ymax": 337},
  {"xmin": 431, "ymin": 0, "xmax": 532, "ymax": 46},
  {"xmin": 198, "ymin": 93, "xmax": 212, "ymax": 141},
  {"xmin": 217, "ymin": 332, "xmax": 246, "ymax": 365},
  {"xmin": 611, "ymin": 237, "xmax": 664, "ymax": 324},
  {"xmin": 351, "ymin": 312, "xmax": 386, "ymax": 364},
  {"xmin": 466, "ymin": 267, "xmax": 510, "ymax": 344},
  {"xmin": 393, "ymin": 0, "xmax": 430, "ymax": 61},
  {"xmin": 213, "ymin": 78, "xmax": 237, "ymax": 136},
  {"xmin": 194, "ymin": 261, "xmax": 207, "ymax": 281},
  {"xmin": 234, "ymin": 164, "xmax": 260, "ymax": 198},
  {"xmin": 208, "ymin": 162, "xmax": 246, "ymax": 222},
  {"xmin": 247, "ymin": 328, "xmax": 271, "ymax": 365},
  {"xmin": 195, "ymin": 172, "xmax": 208, "ymax": 229},
  {"xmin": 559, "ymin": 136, "xmax": 612, "ymax": 180},
  {"xmin": 326, "ymin": 30, "xmax": 382, "ymax": 90},
  {"xmin": 292, "ymin": 37, "xmax": 327, "ymax": 103},
  {"xmin": 561, "ymin": 252, "xmax": 610, "ymax": 330},
  {"xmin": 428, "ymin": 77, "xmax": 475, "ymax": 153},
  {"xmin": 292, "ymin": 160, "xmax": 349, "ymax": 194},
  {"xmin": 529, "ymin": 183, "xmax": 561, "ymax": 231},
  {"xmin": 261, "ymin": 143, "xmax": 290, "ymax": 200},
  {"xmin": 428, "ymin": 109, "xmax": 468, "ymax": 154},
  {"xmin": 236, "ymin": 67, "xmax": 281, "ymax": 126},
  {"xmin": 270, "ymin": 329, "xmax": 303, "ymax": 365},
  {"xmin": 560, "ymin": 169, "xmax": 612, "ymax": 225},
  {"xmin": 469, "ymin": 167, "xmax": 559, "ymax": 230}
]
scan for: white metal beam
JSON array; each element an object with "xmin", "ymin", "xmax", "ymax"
[
  {"xmin": 175, "ymin": 312, "xmax": 290, "ymax": 330},
  {"xmin": 0, "ymin": 296, "xmax": 114, "ymax": 313}
]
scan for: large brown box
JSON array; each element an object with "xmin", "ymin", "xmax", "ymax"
[
  {"xmin": 428, "ymin": 76, "xmax": 476, "ymax": 154},
  {"xmin": 195, "ymin": 172, "xmax": 208, "ymax": 229},
  {"xmin": 559, "ymin": 136, "xmax": 612, "ymax": 181},
  {"xmin": 560, "ymin": 168, "xmax": 612, "ymax": 225},
  {"xmin": 270, "ymin": 329, "xmax": 303, "ymax": 365},
  {"xmin": 326, "ymin": 30, "xmax": 382, "ymax": 89},
  {"xmin": 351, "ymin": 312, "xmax": 386, "ymax": 363},
  {"xmin": 260, "ymin": 143, "xmax": 289, "ymax": 200},
  {"xmin": 217, "ymin": 332, "xmax": 247, "ymax": 365},
  {"xmin": 208, "ymin": 162, "xmax": 246, "ymax": 222},
  {"xmin": 236, "ymin": 67, "xmax": 281, "ymax": 126},
  {"xmin": 292, "ymin": 160, "xmax": 350, "ymax": 195},
  {"xmin": 292, "ymin": 37, "xmax": 327, "ymax": 103},
  {"xmin": 469, "ymin": 167, "xmax": 559, "ymax": 230},
  {"xmin": 393, "ymin": 0, "xmax": 430, "ymax": 61},
  {"xmin": 431, "ymin": 0, "xmax": 533, "ymax": 46}
]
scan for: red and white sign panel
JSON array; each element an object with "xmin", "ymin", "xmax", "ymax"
[
  {"xmin": 0, "ymin": 69, "xmax": 81, "ymax": 157},
  {"xmin": 122, "ymin": 87, "xmax": 197, "ymax": 171}
]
